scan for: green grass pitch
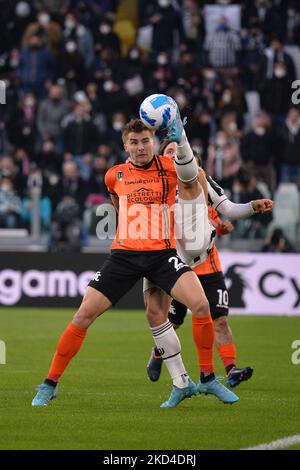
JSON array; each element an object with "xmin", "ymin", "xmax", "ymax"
[{"xmin": 0, "ymin": 308, "xmax": 299, "ymax": 450}]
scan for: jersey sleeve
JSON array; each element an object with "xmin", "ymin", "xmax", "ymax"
[
  {"xmin": 104, "ymin": 167, "xmax": 117, "ymax": 195},
  {"xmin": 206, "ymin": 175, "xmax": 228, "ymax": 210}
]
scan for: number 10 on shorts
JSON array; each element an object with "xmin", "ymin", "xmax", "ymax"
[{"xmin": 217, "ymin": 289, "xmax": 229, "ymax": 307}]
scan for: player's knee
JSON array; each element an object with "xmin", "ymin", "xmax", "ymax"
[
  {"xmin": 189, "ymin": 296, "xmax": 210, "ymax": 317},
  {"xmin": 73, "ymin": 303, "xmax": 97, "ymax": 328},
  {"xmin": 146, "ymin": 305, "xmax": 167, "ymax": 326}
]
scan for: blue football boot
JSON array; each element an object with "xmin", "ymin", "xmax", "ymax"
[
  {"xmin": 147, "ymin": 348, "xmax": 163, "ymax": 382},
  {"xmin": 226, "ymin": 366, "xmax": 253, "ymax": 388},
  {"xmin": 32, "ymin": 383, "xmax": 57, "ymax": 406},
  {"xmin": 160, "ymin": 378, "xmax": 197, "ymax": 408},
  {"xmin": 197, "ymin": 376, "xmax": 239, "ymax": 404}
]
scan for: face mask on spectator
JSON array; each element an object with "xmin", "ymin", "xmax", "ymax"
[
  {"xmin": 112, "ymin": 121, "xmax": 124, "ymax": 132},
  {"xmin": 1, "ymin": 181, "xmax": 12, "ymax": 190},
  {"xmin": 203, "ymin": 70, "xmax": 216, "ymax": 80},
  {"xmin": 288, "ymin": 9, "xmax": 295, "ymax": 17},
  {"xmin": 38, "ymin": 13, "xmax": 50, "ymax": 26},
  {"xmin": 65, "ymin": 19, "xmax": 76, "ymax": 30},
  {"xmin": 129, "ymin": 49, "xmax": 139, "ymax": 60},
  {"xmin": 222, "ymin": 92, "xmax": 231, "ymax": 103},
  {"xmin": 66, "ymin": 41, "xmax": 77, "ymax": 53},
  {"xmin": 74, "ymin": 91, "xmax": 87, "ymax": 104},
  {"xmin": 99, "ymin": 24, "xmax": 111, "ymax": 35},
  {"xmin": 158, "ymin": 0, "xmax": 171, "ymax": 8},
  {"xmin": 274, "ymin": 65, "xmax": 286, "ymax": 78},
  {"xmin": 1, "ymin": 169, "xmax": 13, "ymax": 179},
  {"xmin": 216, "ymin": 137, "xmax": 226, "ymax": 147},
  {"xmin": 175, "ymin": 94, "xmax": 186, "ymax": 107},
  {"xmin": 157, "ymin": 54, "xmax": 168, "ymax": 66},
  {"xmin": 254, "ymin": 126, "xmax": 266, "ymax": 136},
  {"xmin": 9, "ymin": 56, "xmax": 20, "ymax": 68},
  {"xmin": 103, "ymin": 80, "xmax": 114, "ymax": 92},
  {"xmin": 24, "ymin": 97, "xmax": 35, "ymax": 107},
  {"xmin": 15, "ymin": 1, "xmax": 30, "ymax": 17},
  {"xmin": 228, "ymin": 121, "xmax": 237, "ymax": 131}
]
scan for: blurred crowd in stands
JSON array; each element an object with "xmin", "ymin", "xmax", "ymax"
[{"xmin": 0, "ymin": 0, "xmax": 299, "ymax": 250}]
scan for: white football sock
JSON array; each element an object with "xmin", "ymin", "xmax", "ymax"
[
  {"xmin": 174, "ymin": 132, "xmax": 198, "ymax": 183},
  {"xmin": 151, "ymin": 321, "xmax": 189, "ymax": 388}
]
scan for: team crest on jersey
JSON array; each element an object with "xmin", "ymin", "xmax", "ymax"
[
  {"xmin": 158, "ymin": 170, "xmax": 168, "ymax": 177},
  {"xmin": 93, "ymin": 271, "xmax": 101, "ymax": 281},
  {"xmin": 117, "ymin": 171, "xmax": 123, "ymax": 181}
]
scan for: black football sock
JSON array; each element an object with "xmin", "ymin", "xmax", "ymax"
[
  {"xmin": 200, "ymin": 372, "xmax": 215, "ymax": 383},
  {"xmin": 225, "ymin": 364, "xmax": 236, "ymax": 375},
  {"xmin": 44, "ymin": 378, "xmax": 57, "ymax": 388}
]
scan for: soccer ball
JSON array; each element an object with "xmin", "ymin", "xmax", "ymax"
[{"xmin": 139, "ymin": 94, "xmax": 177, "ymax": 130}]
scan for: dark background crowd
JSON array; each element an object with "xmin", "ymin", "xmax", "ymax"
[{"xmin": 0, "ymin": 0, "xmax": 299, "ymax": 250}]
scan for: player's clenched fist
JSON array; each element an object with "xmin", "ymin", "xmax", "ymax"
[{"xmin": 251, "ymin": 199, "xmax": 274, "ymax": 213}]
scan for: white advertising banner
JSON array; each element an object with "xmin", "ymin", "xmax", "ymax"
[{"xmin": 220, "ymin": 252, "xmax": 300, "ymax": 316}]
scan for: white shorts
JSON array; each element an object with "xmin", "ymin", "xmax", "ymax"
[
  {"xmin": 174, "ymin": 191, "xmax": 215, "ymax": 267},
  {"xmin": 143, "ymin": 192, "xmax": 216, "ymax": 293}
]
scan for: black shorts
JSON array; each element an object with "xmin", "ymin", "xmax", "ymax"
[
  {"xmin": 88, "ymin": 249, "xmax": 191, "ymax": 305},
  {"xmin": 168, "ymin": 272, "xmax": 229, "ymax": 325}
]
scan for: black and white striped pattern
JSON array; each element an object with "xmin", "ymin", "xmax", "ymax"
[
  {"xmin": 151, "ymin": 321, "xmax": 173, "ymax": 338},
  {"xmin": 204, "ymin": 30, "xmax": 241, "ymax": 68}
]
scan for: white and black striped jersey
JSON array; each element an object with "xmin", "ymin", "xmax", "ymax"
[
  {"xmin": 206, "ymin": 175, "xmax": 254, "ymax": 220},
  {"xmin": 207, "ymin": 175, "xmax": 228, "ymax": 210}
]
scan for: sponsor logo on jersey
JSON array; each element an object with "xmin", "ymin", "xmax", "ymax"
[
  {"xmin": 125, "ymin": 178, "xmax": 160, "ymax": 186},
  {"xmin": 126, "ymin": 187, "xmax": 163, "ymax": 204}
]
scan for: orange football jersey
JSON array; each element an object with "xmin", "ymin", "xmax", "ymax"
[
  {"xmin": 193, "ymin": 206, "xmax": 223, "ymax": 275},
  {"xmin": 105, "ymin": 155, "xmax": 178, "ymax": 251}
]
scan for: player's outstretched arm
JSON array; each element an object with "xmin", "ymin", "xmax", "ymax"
[
  {"xmin": 217, "ymin": 197, "xmax": 274, "ymax": 219},
  {"xmin": 207, "ymin": 176, "xmax": 274, "ymax": 220}
]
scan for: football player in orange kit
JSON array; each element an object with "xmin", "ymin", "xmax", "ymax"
[
  {"xmin": 146, "ymin": 141, "xmax": 273, "ymax": 387},
  {"xmin": 32, "ymin": 117, "xmax": 239, "ymax": 408}
]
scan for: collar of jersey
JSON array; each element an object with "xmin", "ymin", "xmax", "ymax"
[{"xmin": 129, "ymin": 157, "xmax": 154, "ymax": 170}]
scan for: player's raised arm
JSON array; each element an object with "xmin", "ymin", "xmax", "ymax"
[{"xmin": 206, "ymin": 175, "xmax": 274, "ymax": 220}]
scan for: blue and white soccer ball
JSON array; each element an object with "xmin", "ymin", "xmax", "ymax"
[{"xmin": 139, "ymin": 94, "xmax": 177, "ymax": 130}]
